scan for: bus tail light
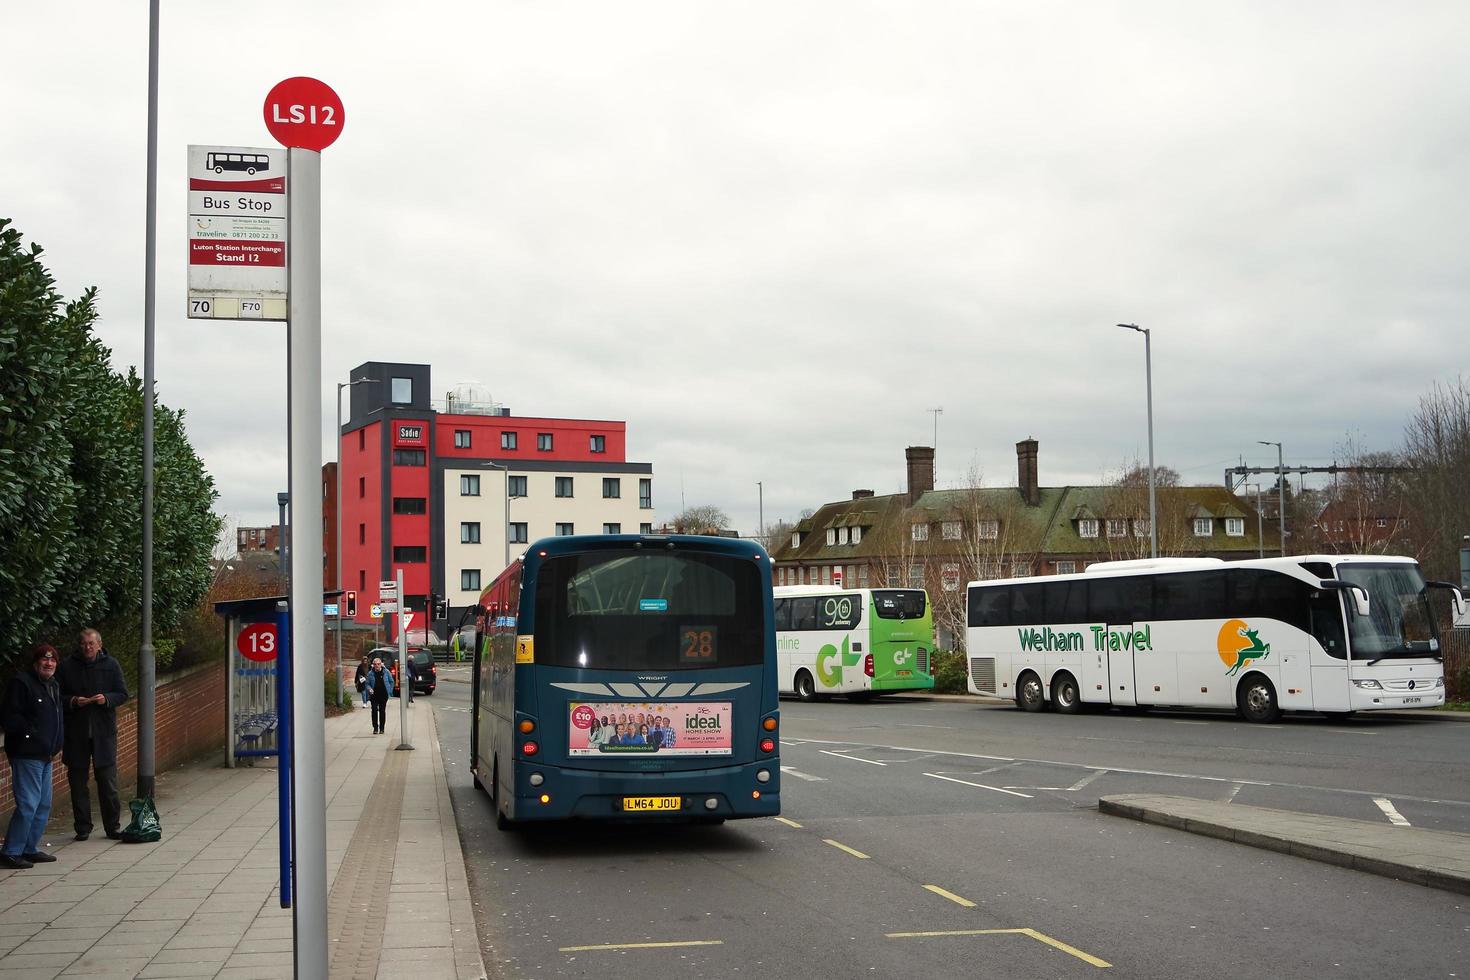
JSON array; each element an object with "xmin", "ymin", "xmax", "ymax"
[
  {"xmin": 760, "ymin": 737, "xmax": 776, "ymax": 753},
  {"xmin": 762, "ymin": 717, "xmax": 778, "ymax": 732},
  {"xmin": 518, "ymin": 719, "xmax": 535, "ymax": 734},
  {"xmin": 864, "ymin": 654, "xmax": 874, "ymax": 677},
  {"xmin": 522, "ymin": 741, "xmax": 539, "ymax": 756}
]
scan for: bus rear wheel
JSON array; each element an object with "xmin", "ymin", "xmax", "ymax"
[
  {"xmin": 794, "ymin": 670, "xmax": 817, "ymax": 702},
  {"xmin": 1237, "ymin": 675, "xmax": 1281, "ymax": 724},
  {"xmin": 1051, "ymin": 672, "xmax": 1081, "ymax": 714},
  {"xmin": 1016, "ymin": 672, "xmax": 1046, "ymax": 712}
]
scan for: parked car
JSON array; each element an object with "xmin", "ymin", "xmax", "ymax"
[{"xmin": 371, "ymin": 647, "xmax": 437, "ymax": 696}]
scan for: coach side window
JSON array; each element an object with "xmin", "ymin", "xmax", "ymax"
[
  {"xmin": 968, "ymin": 588, "xmax": 1010, "ymax": 628},
  {"xmin": 791, "ymin": 597, "xmax": 817, "ymax": 631},
  {"xmin": 773, "ymin": 598, "xmax": 792, "ymax": 632},
  {"xmin": 1308, "ymin": 590, "xmax": 1347, "ymax": 658},
  {"xmin": 1044, "ymin": 579, "xmax": 1087, "ymax": 623},
  {"xmin": 1011, "ymin": 583, "xmax": 1045, "ymax": 626}
]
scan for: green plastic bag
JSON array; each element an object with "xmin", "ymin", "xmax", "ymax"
[{"xmin": 118, "ymin": 797, "xmax": 161, "ymax": 843}]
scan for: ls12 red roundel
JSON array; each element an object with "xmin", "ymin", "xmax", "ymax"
[
  {"xmin": 237, "ymin": 622, "xmax": 280, "ymax": 662},
  {"xmin": 263, "ymin": 77, "xmax": 345, "ymax": 151}
]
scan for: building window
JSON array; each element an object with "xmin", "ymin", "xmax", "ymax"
[
  {"xmin": 639, "ymin": 479, "xmax": 652, "ymax": 509},
  {"xmin": 826, "ymin": 528, "xmax": 837, "ymax": 546},
  {"xmin": 461, "ymin": 522, "xmax": 481, "ymax": 544},
  {"xmin": 454, "ymin": 429, "xmax": 471, "ymax": 449},
  {"xmin": 359, "ymin": 569, "xmax": 366, "ymax": 590},
  {"xmin": 538, "ymin": 433, "xmax": 553, "ymax": 451},
  {"xmin": 851, "ymin": 526, "xmax": 863, "ymax": 545},
  {"xmin": 640, "ymin": 523, "xmax": 653, "ymax": 534},
  {"xmin": 941, "ymin": 521, "xmax": 962, "ymax": 540},
  {"xmin": 1376, "ymin": 517, "xmax": 1388, "ymax": 528},
  {"xmin": 1055, "ymin": 561, "xmax": 1076, "ymax": 575},
  {"xmin": 391, "ymin": 377, "xmax": 412, "ymax": 403},
  {"xmin": 907, "ymin": 564, "xmax": 924, "ymax": 588},
  {"xmin": 509, "ymin": 522, "xmax": 528, "ymax": 543},
  {"xmin": 911, "ymin": 522, "xmax": 929, "ymax": 541},
  {"xmin": 391, "ymin": 497, "xmax": 425, "ymax": 515},
  {"xmin": 821, "ymin": 566, "xmax": 831, "ymax": 585},
  {"xmin": 1012, "ymin": 562, "xmax": 1032, "ymax": 577},
  {"xmin": 393, "ymin": 449, "xmax": 425, "ymax": 467},
  {"xmin": 603, "ymin": 523, "xmax": 621, "ymax": 534},
  {"xmin": 460, "ymin": 569, "xmax": 481, "ymax": 592},
  {"xmin": 859, "ymin": 565, "xmax": 870, "ymax": 587},
  {"xmin": 555, "ymin": 476, "xmax": 574, "ymax": 498},
  {"xmin": 942, "ymin": 563, "xmax": 961, "ymax": 591},
  {"xmin": 460, "ymin": 474, "xmax": 480, "ymax": 496},
  {"xmin": 1104, "ymin": 518, "xmax": 1126, "ymax": 538},
  {"xmin": 555, "ymin": 522, "xmax": 574, "ymax": 536},
  {"xmin": 393, "ymin": 546, "xmax": 427, "ymax": 563},
  {"xmin": 358, "ymin": 430, "xmax": 365, "ymax": 451},
  {"xmin": 1078, "ymin": 519, "xmax": 1100, "ymax": 539},
  {"xmin": 358, "ymin": 476, "xmax": 365, "ymax": 498},
  {"xmin": 590, "ymin": 435, "xmax": 606, "ymax": 453},
  {"xmin": 791, "ymin": 532, "xmax": 801, "ymax": 548},
  {"xmin": 1225, "ymin": 517, "xmax": 1245, "ymax": 537},
  {"xmin": 358, "ymin": 524, "xmax": 365, "ymax": 545},
  {"xmin": 1193, "ymin": 517, "xmax": 1213, "ymax": 537},
  {"xmin": 1133, "ymin": 519, "xmax": 1150, "ymax": 538},
  {"xmin": 501, "ymin": 431, "xmax": 518, "ymax": 450},
  {"xmin": 508, "ymin": 475, "xmax": 527, "ymax": 497},
  {"xmin": 978, "ymin": 520, "xmax": 999, "ymax": 540},
  {"xmin": 602, "ymin": 478, "xmax": 620, "ymax": 499}
]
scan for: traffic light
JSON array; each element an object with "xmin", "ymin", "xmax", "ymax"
[
  {"xmin": 433, "ymin": 593, "xmax": 448, "ymax": 620},
  {"xmin": 345, "ymin": 590, "xmax": 357, "ymax": 617}
]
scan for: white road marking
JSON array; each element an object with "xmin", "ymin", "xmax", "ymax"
[
  {"xmin": 1324, "ymin": 729, "xmax": 1379, "ymax": 736},
  {"xmin": 779, "ymin": 766, "xmax": 826, "ymax": 782},
  {"xmin": 924, "ymin": 772, "xmax": 1033, "ymax": 799},
  {"xmin": 1374, "ymin": 798, "xmax": 1412, "ymax": 827},
  {"xmin": 1066, "ymin": 769, "xmax": 1107, "ymax": 792},
  {"xmin": 1173, "ymin": 720, "xmax": 1209, "ymax": 726},
  {"xmin": 1222, "ymin": 783, "xmax": 1244, "ymax": 804},
  {"xmin": 819, "ymin": 749, "xmax": 887, "ymax": 767}
]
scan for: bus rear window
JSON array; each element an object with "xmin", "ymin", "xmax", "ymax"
[
  {"xmin": 874, "ymin": 589, "xmax": 926, "ymax": 620},
  {"xmin": 533, "ymin": 550, "xmax": 766, "ymax": 671}
]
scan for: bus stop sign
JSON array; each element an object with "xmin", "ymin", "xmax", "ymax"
[{"xmin": 263, "ymin": 77, "xmax": 345, "ymax": 151}]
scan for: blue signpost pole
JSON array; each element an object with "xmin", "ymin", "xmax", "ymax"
[{"xmin": 275, "ymin": 601, "xmax": 293, "ymax": 908}]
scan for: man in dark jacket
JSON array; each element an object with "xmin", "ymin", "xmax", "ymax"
[
  {"xmin": 57, "ymin": 628, "xmax": 130, "ymax": 841},
  {"xmin": 2, "ymin": 644, "xmax": 65, "ymax": 868}
]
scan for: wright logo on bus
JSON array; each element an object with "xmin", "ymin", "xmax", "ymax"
[{"xmin": 1217, "ymin": 619, "xmax": 1272, "ymax": 676}]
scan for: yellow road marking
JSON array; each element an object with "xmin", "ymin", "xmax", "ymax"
[
  {"xmin": 1018, "ymin": 928, "xmax": 1112, "ymax": 968},
  {"xmin": 559, "ymin": 940, "xmax": 724, "ymax": 953},
  {"xmin": 922, "ymin": 884, "xmax": 977, "ymax": 908},
  {"xmin": 885, "ymin": 928, "xmax": 1111, "ymax": 968},
  {"xmin": 822, "ymin": 838, "xmax": 870, "ymax": 859},
  {"xmin": 773, "ymin": 816, "xmax": 803, "ymax": 829}
]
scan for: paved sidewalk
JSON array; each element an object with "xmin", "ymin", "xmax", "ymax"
[
  {"xmin": 0, "ymin": 699, "xmax": 487, "ymax": 979},
  {"xmin": 1100, "ymin": 794, "xmax": 1470, "ymax": 896}
]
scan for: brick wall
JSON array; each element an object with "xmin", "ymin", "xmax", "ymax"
[{"xmin": 0, "ymin": 660, "xmax": 226, "ymax": 819}]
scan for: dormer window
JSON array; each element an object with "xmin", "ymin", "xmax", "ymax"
[
  {"xmin": 1078, "ymin": 518, "xmax": 1100, "ymax": 539},
  {"xmin": 826, "ymin": 528, "xmax": 837, "ymax": 546},
  {"xmin": 1225, "ymin": 517, "xmax": 1245, "ymax": 536},
  {"xmin": 911, "ymin": 522, "xmax": 929, "ymax": 541},
  {"xmin": 1106, "ymin": 518, "xmax": 1128, "ymax": 538},
  {"xmin": 978, "ymin": 520, "xmax": 999, "ymax": 540},
  {"xmin": 1193, "ymin": 517, "xmax": 1213, "ymax": 537},
  {"xmin": 791, "ymin": 532, "xmax": 801, "ymax": 549},
  {"xmin": 941, "ymin": 520, "xmax": 962, "ymax": 540},
  {"xmin": 851, "ymin": 526, "xmax": 863, "ymax": 545}
]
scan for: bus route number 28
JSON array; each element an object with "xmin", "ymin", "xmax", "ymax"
[{"xmin": 680, "ymin": 626, "xmax": 718, "ymax": 664}]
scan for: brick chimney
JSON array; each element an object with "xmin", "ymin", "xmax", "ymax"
[
  {"xmin": 905, "ymin": 446, "xmax": 935, "ymax": 505},
  {"xmin": 1016, "ymin": 438, "xmax": 1040, "ymax": 506},
  {"xmin": 852, "ymin": 489, "xmax": 874, "ymax": 500}
]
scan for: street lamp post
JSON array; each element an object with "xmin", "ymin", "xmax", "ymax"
[
  {"xmin": 757, "ymin": 481, "xmax": 764, "ymax": 550},
  {"xmin": 276, "ymin": 492, "xmax": 290, "ymax": 583},
  {"xmin": 1117, "ymin": 324, "xmax": 1157, "ymax": 558},
  {"xmin": 335, "ymin": 378, "xmax": 377, "ymax": 706},
  {"xmin": 1259, "ymin": 441, "xmax": 1285, "ymax": 556}
]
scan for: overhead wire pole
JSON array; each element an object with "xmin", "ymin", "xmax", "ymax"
[
  {"xmin": 137, "ymin": 0, "xmax": 161, "ymax": 801},
  {"xmin": 1259, "ymin": 441, "xmax": 1285, "ymax": 556}
]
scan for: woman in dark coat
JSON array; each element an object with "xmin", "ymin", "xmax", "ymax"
[
  {"xmin": 366, "ymin": 657, "xmax": 394, "ymax": 734},
  {"xmin": 2, "ymin": 644, "xmax": 65, "ymax": 869}
]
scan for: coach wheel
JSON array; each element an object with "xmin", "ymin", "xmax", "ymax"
[
  {"xmin": 1238, "ymin": 675, "xmax": 1281, "ymax": 724},
  {"xmin": 493, "ymin": 759, "xmax": 513, "ymax": 831},
  {"xmin": 1051, "ymin": 672, "xmax": 1081, "ymax": 714},
  {"xmin": 794, "ymin": 670, "xmax": 817, "ymax": 702},
  {"xmin": 1017, "ymin": 672, "xmax": 1045, "ymax": 712}
]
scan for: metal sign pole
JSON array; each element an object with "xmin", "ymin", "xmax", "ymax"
[
  {"xmin": 396, "ymin": 568, "xmax": 412, "ymax": 750},
  {"xmin": 275, "ymin": 602, "xmax": 292, "ymax": 908},
  {"xmin": 286, "ymin": 146, "xmax": 328, "ymax": 977}
]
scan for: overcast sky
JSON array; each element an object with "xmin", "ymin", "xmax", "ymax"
[{"xmin": 7, "ymin": 2, "xmax": 1468, "ymax": 542}]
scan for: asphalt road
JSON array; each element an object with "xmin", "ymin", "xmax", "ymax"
[{"xmin": 429, "ymin": 674, "xmax": 1470, "ymax": 980}]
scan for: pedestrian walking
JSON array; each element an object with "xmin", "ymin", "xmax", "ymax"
[
  {"xmin": 402, "ymin": 655, "xmax": 416, "ymax": 703},
  {"xmin": 57, "ymin": 628, "xmax": 130, "ymax": 841},
  {"xmin": 366, "ymin": 657, "xmax": 394, "ymax": 735},
  {"xmin": 1, "ymin": 645, "xmax": 65, "ymax": 869},
  {"xmin": 354, "ymin": 654, "xmax": 372, "ymax": 707}
]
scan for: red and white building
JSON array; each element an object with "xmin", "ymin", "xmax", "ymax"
[{"xmin": 332, "ymin": 362, "xmax": 657, "ymax": 631}]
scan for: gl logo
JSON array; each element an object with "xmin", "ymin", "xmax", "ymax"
[{"xmin": 893, "ymin": 649, "xmax": 912, "ymax": 667}]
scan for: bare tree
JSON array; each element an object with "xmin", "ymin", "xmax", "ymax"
[
  {"xmin": 1400, "ymin": 377, "xmax": 1470, "ymax": 580},
  {"xmin": 670, "ymin": 505, "xmax": 731, "ymax": 535},
  {"xmin": 1100, "ymin": 457, "xmax": 1192, "ymax": 559},
  {"xmin": 1303, "ymin": 434, "xmax": 1418, "ymax": 556}
]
